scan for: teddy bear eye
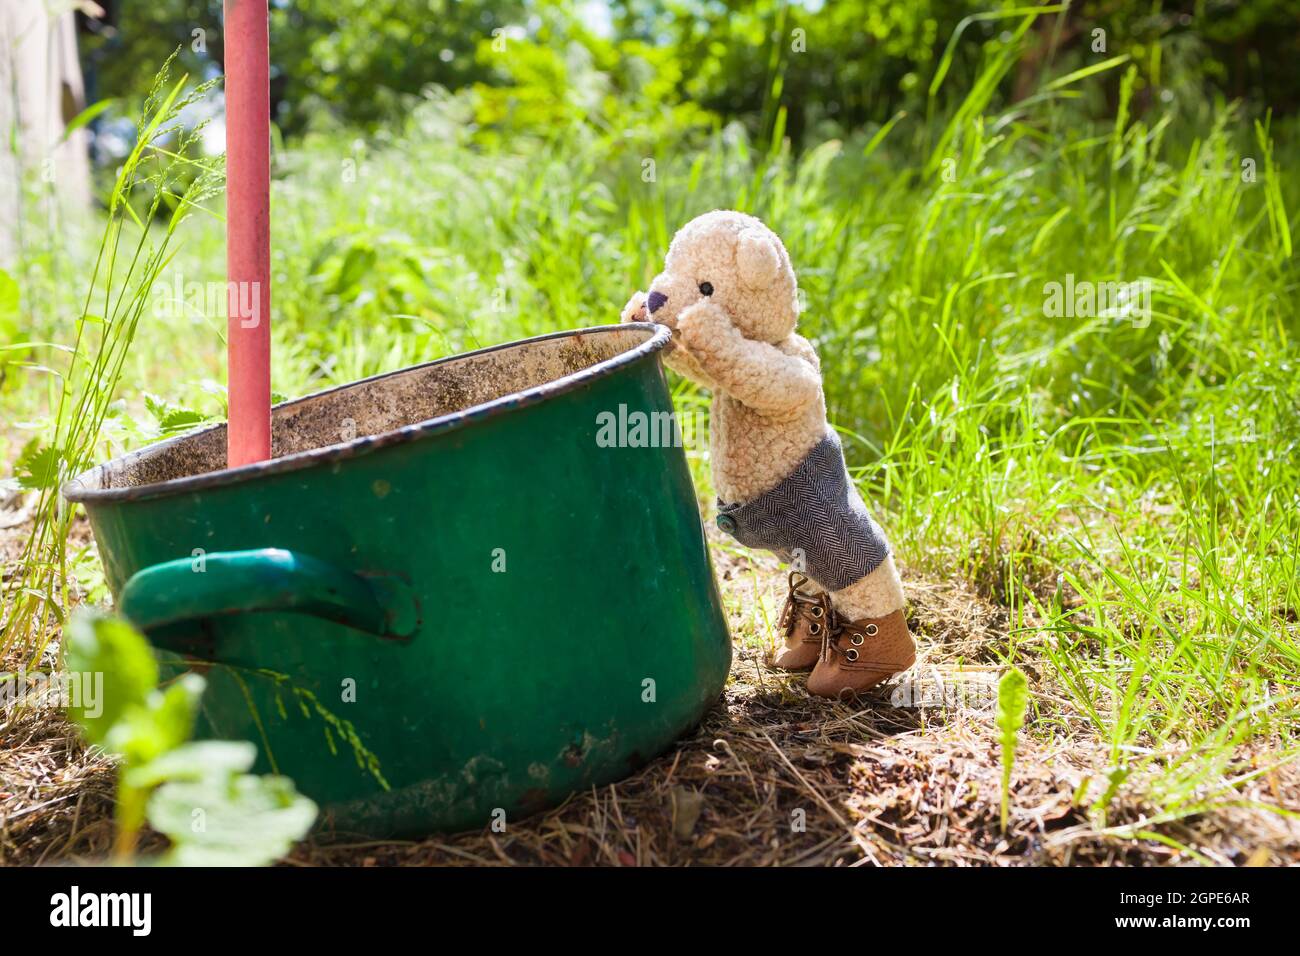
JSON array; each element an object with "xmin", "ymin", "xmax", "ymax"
[{"xmin": 698, "ymin": 281, "xmax": 714, "ymax": 296}]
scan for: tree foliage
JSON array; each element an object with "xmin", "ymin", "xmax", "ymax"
[{"xmin": 80, "ymin": 0, "xmax": 1300, "ymax": 144}]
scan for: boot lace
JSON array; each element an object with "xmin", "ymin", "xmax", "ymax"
[{"xmin": 779, "ymin": 571, "xmax": 837, "ymax": 642}]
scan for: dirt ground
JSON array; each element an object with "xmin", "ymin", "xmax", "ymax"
[{"xmin": 2, "ymin": 499, "xmax": 1298, "ymax": 867}]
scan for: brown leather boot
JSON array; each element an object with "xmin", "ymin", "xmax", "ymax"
[
  {"xmin": 771, "ymin": 572, "xmax": 835, "ymax": 672},
  {"xmin": 806, "ymin": 608, "xmax": 915, "ymax": 699}
]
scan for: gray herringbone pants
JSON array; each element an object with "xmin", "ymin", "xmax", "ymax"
[{"xmin": 715, "ymin": 431, "xmax": 890, "ymax": 591}]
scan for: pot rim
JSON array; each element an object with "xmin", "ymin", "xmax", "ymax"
[{"xmin": 62, "ymin": 322, "xmax": 670, "ymax": 505}]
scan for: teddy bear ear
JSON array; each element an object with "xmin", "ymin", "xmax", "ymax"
[{"xmin": 735, "ymin": 227, "xmax": 781, "ymax": 289}]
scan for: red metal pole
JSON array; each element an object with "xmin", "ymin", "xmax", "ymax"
[{"xmin": 224, "ymin": 0, "xmax": 271, "ymax": 467}]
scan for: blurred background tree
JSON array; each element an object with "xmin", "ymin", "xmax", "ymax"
[
  {"xmin": 75, "ymin": 0, "xmax": 1300, "ymax": 150},
  {"xmin": 80, "ymin": 0, "xmax": 525, "ymax": 135}
]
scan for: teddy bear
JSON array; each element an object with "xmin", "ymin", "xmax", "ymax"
[{"xmin": 621, "ymin": 210, "xmax": 915, "ymax": 699}]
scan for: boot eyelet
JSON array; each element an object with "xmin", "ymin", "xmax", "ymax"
[
  {"xmin": 809, "ymin": 622, "xmax": 821, "ymax": 635},
  {"xmin": 844, "ymin": 648, "xmax": 859, "ymax": 662},
  {"xmin": 865, "ymin": 623, "xmax": 879, "ymax": 636},
  {"xmin": 811, "ymin": 607, "xmax": 824, "ymax": 619},
  {"xmin": 851, "ymin": 633, "xmax": 864, "ymax": 646}
]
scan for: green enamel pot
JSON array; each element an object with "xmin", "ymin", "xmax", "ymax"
[{"xmin": 62, "ymin": 324, "xmax": 731, "ymax": 838}]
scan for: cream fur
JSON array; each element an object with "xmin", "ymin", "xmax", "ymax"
[{"xmin": 622, "ymin": 210, "xmax": 905, "ymax": 620}]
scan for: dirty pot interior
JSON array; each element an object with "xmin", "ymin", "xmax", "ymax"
[{"xmin": 67, "ymin": 324, "xmax": 664, "ymax": 497}]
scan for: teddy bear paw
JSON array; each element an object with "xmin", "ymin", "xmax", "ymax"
[
  {"xmin": 676, "ymin": 301, "xmax": 730, "ymax": 348},
  {"xmin": 620, "ymin": 291, "xmax": 648, "ymax": 324}
]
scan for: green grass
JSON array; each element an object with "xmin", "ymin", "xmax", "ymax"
[
  {"xmin": 3, "ymin": 19, "xmax": 1298, "ymax": 851},
  {"xmin": 1, "ymin": 57, "xmax": 219, "ymax": 661}
]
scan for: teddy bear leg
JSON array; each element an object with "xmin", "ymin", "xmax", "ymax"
[
  {"xmin": 826, "ymin": 553, "xmax": 905, "ymax": 621},
  {"xmin": 807, "ymin": 555, "xmax": 916, "ymax": 699},
  {"xmin": 771, "ymin": 570, "xmax": 830, "ymax": 672}
]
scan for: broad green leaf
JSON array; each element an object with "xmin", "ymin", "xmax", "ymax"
[
  {"xmin": 125, "ymin": 740, "xmax": 256, "ymax": 790},
  {"xmin": 63, "ymin": 612, "xmax": 159, "ymax": 744},
  {"xmin": 150, "ymin": 774, "xmax": 318, "ymax": 867},
  {"xmin": 158, "ymin": 409, "xmax": 208, "ymax": 432},
  {"xmin": 14, "ymin": 441, "xmax": 63, "ymax": 491},
  {"xmin": 143, "ymin": 392, "xmax": 211, "ymax": 434},
  {"xmin": 104, "ymin": 673, "xmax": 206, "ymax": 765}
]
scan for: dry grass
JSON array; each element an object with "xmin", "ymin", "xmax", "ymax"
[
  {"xmin": 2, "ymin": 502, "xmax": 1297, "ymax": 867},
  {"xmin": 1, "ymin": 505, "xmax": 120, "ymax": 866},
  {"xmin": 0, "ymin": 700, "xmax": 117, "ymax": 865},
  {"xmin": 288, "ymin": 535, "xmax": 1299, "ymax": 867}
]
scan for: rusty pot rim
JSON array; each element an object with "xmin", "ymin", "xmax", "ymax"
[{"xmin": 62, "ymin": 322, "xmax": 670, "ymax": 505}]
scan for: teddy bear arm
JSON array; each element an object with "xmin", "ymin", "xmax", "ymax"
[
  {"xmin": 662, "ymin": 344, "xmax": 719, "ymax": 389},
  {"xmin": 686, "ymin": 324, "xmax": 821, "ymax": 414}
]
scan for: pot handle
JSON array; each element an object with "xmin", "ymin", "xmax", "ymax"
[{"xmin": 117, "ymin": 548, "xmax": 419, "ymax": 645}]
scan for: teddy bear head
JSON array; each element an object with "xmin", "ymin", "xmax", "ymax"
[{"xmin": 645, "ymin": 210, "xmax": 800, "ymax": 344}]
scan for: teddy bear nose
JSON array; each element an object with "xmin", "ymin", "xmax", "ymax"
[{"xmin": 647, "ymin": 290, "xmax": 668, "ymax": 314}]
